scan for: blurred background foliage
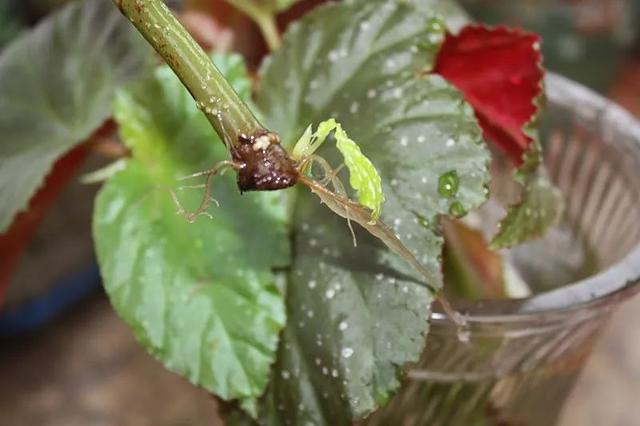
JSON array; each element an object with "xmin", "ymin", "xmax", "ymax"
[{"xmin": 460, "ymin": 0, "xmax": 640, "ymax": 92}]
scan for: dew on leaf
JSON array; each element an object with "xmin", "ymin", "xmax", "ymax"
[
  {"xmin": 325, "ymin": 288, "xmax": 336, "ymax": 299},
  {"xmin": 338, "ymin": 321, "xmax": 348, "ymax": 331},
  {"xmin": 449, "ymin": 201, "xmax": 466, "ymax": 218},
  {"xmin": 438, "ymin": 170, "xmax": 460, "ymax": 198}
]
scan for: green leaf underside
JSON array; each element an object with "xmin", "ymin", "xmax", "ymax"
[
  {"xmin": 0, "ymin": 0, "xmax": 151, "ymax": 232},
  {"xmin": 256, "ymin": 0, "xmax": 490, "ymax": 422},
  {"xmin": 93, "ymin": 55, "xmax": 288, "ymax": 403}
]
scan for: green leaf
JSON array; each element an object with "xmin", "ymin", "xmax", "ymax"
[
  {"xmin": 409, "ymin": 0, "xmax": 471, "ymax": 33},
  {"xmin": 490, "ymin": 173, "xmax": 563, "ymax": 250},
  {"xmin": 0, "ymin": 2, "xmax": 23, "ymax": 48},
  {"xmin": 93, "ymin": 54, "xmax": 289, "ymax": 404},
  {"xmin": 0, "ymin": 0, "xmax": 152, "ymax": 232},
  {"xmin": 292, "ymin": 119, "xmax": 385, "ymax": 221},
  {"xmin": 333, "ymin": 122, "xmax": 385, "ymax": 221},
  {"xmin": 275, "ymin": 0, "xmax": 300, "ymax": 12},
  {"xmin": 490, "ymin": 75, "xmax": 563, "ymax": 249},
  {"xmin": 256, "ymin": 0, "xmax": 490, "ymax": 422}
]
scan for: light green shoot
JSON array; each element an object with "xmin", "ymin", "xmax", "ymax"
[{"xmin": 292, "ymin": 119, "xmax": 385, "ymax": 222}]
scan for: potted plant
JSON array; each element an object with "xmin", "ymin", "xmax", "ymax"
[{"xmin": 1, "ymin": 0, "xmax": 639, "ymax": 424}]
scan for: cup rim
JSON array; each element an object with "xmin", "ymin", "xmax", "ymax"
[{"xmin": 435, "ymin": 74, "xmax": 640, "ymax": 324}]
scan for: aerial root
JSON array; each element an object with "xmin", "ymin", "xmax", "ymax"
[
  {"xmin": 301, "ymin": 156, "xmax": 357, "ymax": 246},
  {"xmin": 169, "ymin": 160, "xmax": 238, "ymax": 223}
]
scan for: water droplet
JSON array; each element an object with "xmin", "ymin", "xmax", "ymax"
[
  {"xmin": 446, "ymin": 138, "xmax": 456, "ymax": 147},
  {"xmin": 281, "ymin": 370, "xmax": 291, "ymax": 379},
  {"xmin": 449, "ymin": 201, "xmax": 466, "ymax": 218},
  {"xmin": 457, "ymin": 328, "xmax": 471, "ymax": 343},
  {"xmin": 438, "ymin": 170, "xmax": 459, "ymax": 198},
  {"xmin": 331, "ymin": 369, "xmax": 339, "ymax": 378},
  {"xmin": 339, "ymin": 321, "xmax": 348, "ymax": 331},
  {"xmin": 400, "ymin": 137, "xmax": 409, "ymax": 147},
  {"xmin": 341, "ymin": 347, "xmax": 354, "ymax": 358},
  {"xmin": 325, "ymin": 288, "xmax": 336, "ymax": 299},
  {"xmin": 307, "ymin": 310, "xmax": 314, "ymax": 318},
  {"xmin": 350, "ymin": 101, "xmax": 360, "ymax": 114},
  {"xmin": 308, "ymin": 280, "xmax": 317, "ymax": 289},
  {"xmin": 322, "ymin": 366, "xmax": 329, "ymax": 375},
  {"xmin": 367, "ymin": 89, "xmax": 377, "ymax": 99},
  {"xmin": 360, "ymin": 21, "xmax": 370, "ymax": 31},
  {"xmin": 328, "ymin": 50, "xmax": 339, "ymax": 62}
]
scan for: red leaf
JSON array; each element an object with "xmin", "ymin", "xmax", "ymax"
[{"xmin": 433, "ymin": 25, "xmax": 544, "ymax": 165}]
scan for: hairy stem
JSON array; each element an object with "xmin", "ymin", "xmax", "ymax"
[{"xmin": 113, "ymin": 0, "xmax": 269, "ymax": 146}]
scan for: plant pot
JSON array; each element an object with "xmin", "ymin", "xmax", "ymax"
[{"xmin": 364, "ymin": 74, "xmax": 640, "ymax": 425}]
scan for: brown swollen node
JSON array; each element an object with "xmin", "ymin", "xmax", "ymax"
[{"xmin": 232, "ymin": 132, "xmax": 299, "ymax": 192}]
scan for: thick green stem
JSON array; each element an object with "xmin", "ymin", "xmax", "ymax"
[{"xmin": 113, "ymin": 0, "xmax": 268, "ymax": 146}]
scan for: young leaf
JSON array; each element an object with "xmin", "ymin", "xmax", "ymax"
[
  {"xmin": 255, "ymin": 0, "xmax": 490, "ymax": 421},
  {"xmin": 333, "ymin": 123, "xmax": 385, "ymax": 221},
  {"xmin": 293, "ymin": 119, "xmax": 385, "ymax": 221},
  {"xmin": 93, "ymin": 54, "xmax": 289, "ymax": 405},
  {"xmin": 0, "ymin": 0, "xmax": 151, "ymax": 232}
]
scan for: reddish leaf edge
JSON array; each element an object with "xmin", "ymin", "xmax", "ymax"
[{"xmin": 0, "ymin": 121, "xmax": 116, "ymax": 305}]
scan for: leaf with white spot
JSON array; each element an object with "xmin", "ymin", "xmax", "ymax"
[{"xmin": 254, "ymin": 0, "xmax": 490, "ymax": 422}]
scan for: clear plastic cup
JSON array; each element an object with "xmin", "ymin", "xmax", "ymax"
[{"xmin": 364, "ymin": 74, "xmax": 640, "ymax": 425}]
